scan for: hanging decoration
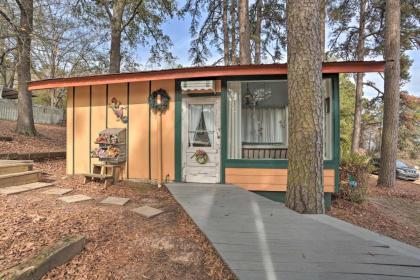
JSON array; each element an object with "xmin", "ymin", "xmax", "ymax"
[
  {"xmin": 149, "ymin": 88, "xmax": 170, "ymax": 113},
  {"xmin": 191, "ymin": 149, "xmax": 209, "ymax": 164},
  {"xmin": 109, "ymin": 97, "xmax": 128, "ymax": 123}
]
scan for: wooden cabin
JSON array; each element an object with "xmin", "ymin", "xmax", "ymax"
[{"xmin": 28, "ymin": 62, "xmax": 385, "ymax": 207}]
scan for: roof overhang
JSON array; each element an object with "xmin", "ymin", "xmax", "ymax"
[{"xmin": 28, "ymin": 61, "xmax": 385, "ymax": 91}]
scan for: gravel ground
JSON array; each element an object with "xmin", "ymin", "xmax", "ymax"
[
  {"xmin": 328, "ymin": 176, "xmax": 420, "ymax": 248},
  {"xmin": 0, "ymin": 160, "xmax": 236, "ymax": 280},
  {"xmin": 0, "ymin": 120, "xmax": 65, "ymax": 154}
]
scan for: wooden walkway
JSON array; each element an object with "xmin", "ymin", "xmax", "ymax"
[{"xmin": 167, "ymin": 183, "xmax": 420, "ymax": 280}]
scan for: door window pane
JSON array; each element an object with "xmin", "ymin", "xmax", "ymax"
[{"xmin": 189, "ymin": 104, "xmax": 214, "ymax": 147}]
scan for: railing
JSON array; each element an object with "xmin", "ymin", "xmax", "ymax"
[
  {"xmin": 0, "ymin": 99, "xmax": 65, "ymax": 125},
  {"xmin": 242, "ymin": 147, "xmax": 288, "ymax": 159}
]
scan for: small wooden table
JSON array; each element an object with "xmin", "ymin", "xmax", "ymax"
[{"xmin": 84, "ymin": 163, "xmax": 122, "ymax": 187}]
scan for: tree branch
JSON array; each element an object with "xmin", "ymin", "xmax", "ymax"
[
  {"xmin": 98, "ymin": 0, "xmax": 113, "ymax": 20},
  {"xmin": 121, "ymin": 0, "xmax": 144, "ymax": 31},
  {"xmin": 0, "ymin": 8, "xmax": 19, "ymax": 33}
]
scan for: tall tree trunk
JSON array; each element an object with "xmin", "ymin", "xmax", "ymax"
[
  {"xmin": 230, "ymin": 0, "xmax": 237, "ymax": 64},
  {"xmin": 16, "ymin": 0, "xmax": 36, "ymax": 136},
  {"xmin": 285, "ymin": 0, "xmax": 324, "ymax": 213},
  {"xmin": 320, "ymin": 0, "xmax": 325, "ymax": 59},
  {"xmin": 378, "ymin": 0, "xmax": 400, "ymax": 187},
  {"xmin": 254, "ymin": 0, "xmax": 262, "ymax": 64},
  {"xmin": 351, "ymin": 0, "xmax": 366, "ymax": 153},
  {"xmin": 223, "ymin": 0, "xmax": 230, "ymax": 65},
  {"xmin": 109, "ymin": 1, "xmax": 124, "ymax": 74},
  {"xmin": 238, "ymin": 0, "xmax": 251, "ymax": 64}
]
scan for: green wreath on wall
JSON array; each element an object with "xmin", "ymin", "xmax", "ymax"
[{"xmin": 148, "ymin": 88, "xmax": 170, "ymax": 113}]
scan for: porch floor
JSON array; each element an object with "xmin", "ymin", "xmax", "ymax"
[{"xmin": 166, "ymin": 183, "xmax": 420, "ymax": 280}]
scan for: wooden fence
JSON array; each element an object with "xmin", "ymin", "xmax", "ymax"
[{"xmin": 0, "ymin": 99, "xmax": 64, "ymax": 125}]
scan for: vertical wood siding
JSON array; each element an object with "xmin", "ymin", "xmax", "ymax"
[
  {"xmin": 225, "ymin": 168, "xmax": 335, "ymax": 192},
  {"xmin": 90, "ymin": 85, "xmax": 107, "ymax": 172},
  {"xmin": 128, "ymin": 82, "xmax": 150, "ymax": 179},
  {"xmin": 68, "ymin": 80, "xmax": 175, "ymax": 182},
  {"xmin": 73, "ymin": 86, "xmax": 90, "ymax": 174},
  {"xmin": 66, "ymin": 87, "xmax": 74, "ymax": 175},
  {"xmin": 151, "ymin": 80, "xmax": 175, "ymax": 181},
  {"xmin": 107, "ymin": 83, "xmax": 128, "ymax": 178}
]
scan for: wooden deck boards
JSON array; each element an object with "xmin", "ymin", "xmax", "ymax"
[{"xmin": 167, "ymin": 183, "xmax": 420, "ymax": 280}]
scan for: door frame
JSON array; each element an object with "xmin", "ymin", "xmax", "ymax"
[{"xmin": 181, "ymin": 95, "xmax": 221, "ymax": 183}]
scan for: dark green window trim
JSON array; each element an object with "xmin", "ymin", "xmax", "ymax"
[{"xmin": 174, "ymin": 81, "xmax": 183, "ymax": 181}]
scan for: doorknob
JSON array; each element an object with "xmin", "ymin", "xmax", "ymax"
[{"xmin": 216, "ymin": 128, "xmax": 221, "ymax": 139}]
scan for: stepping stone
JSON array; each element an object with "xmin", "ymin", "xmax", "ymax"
[
  {"xmin": 58, "ymin": 194, "xmax": 93, "ymax": 203},
  {"xmin": 43, "ymin": 188, "xmax": 73, "ymax": 195},
  {"xmin": 100, "ymin": 196, "xmax": 130, "ymax": 206},
  {"xmin": 0, "ymin": 182, "xmax": 54, "ymax": 195},
  {"xmin": 131, "ymin": 206, "xmax": 164, "ymax": 218}
]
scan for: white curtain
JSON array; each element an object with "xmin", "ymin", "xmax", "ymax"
[
  {"xmin": 242, "ymin": 107, "xmax": 287, "ymax": 143},
  {"xmin": 188, "ymin": 105, "xmax": 202, "ymax": 146},
  {"xmin": 227, "ymin": 82, "xmax": 242, "ymax": 159},
  {"xmin": 202, "ymin": 105, "xmax": 214, "ymax": 146}
]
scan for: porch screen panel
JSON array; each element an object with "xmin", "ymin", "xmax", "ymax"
[
  {"xmin": 227, "ymin": 79, "xmax": 333, "ymax": 160},
  {"xmin": 227, "ymin": 81, "xmax": 242, "ymax": 159},
  {"xmin": 227, "ymin": 80, "xmax": 288, "ymax": 160}
]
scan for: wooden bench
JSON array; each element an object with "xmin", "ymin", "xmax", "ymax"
[{"xmin": 83, "ymin": 163, "xmax": 122, "ymax": 187}]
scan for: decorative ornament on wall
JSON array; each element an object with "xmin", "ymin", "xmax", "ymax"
[
  {"xmin": 191, "ymin": 149, "xmax": 209, "ymax": 164},
  {"xmin": 109, "ymin": 97, "xmax": 128, "ymax": 123},
  {"xmin": 149, "ymin": 88, "xmax": 170, "ymax": 113}
]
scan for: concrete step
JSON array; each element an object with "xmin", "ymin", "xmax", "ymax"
[
  {"xmin": 0, "ymin": 170, "xmax": 40, "ymax": 188},
  {"xmin": 0, "ymin": 162, "xmax": 33, "ymax": 175},
  {"xmin": 0, "ymin": 182, "xmax": 54, "ymax": 195}
]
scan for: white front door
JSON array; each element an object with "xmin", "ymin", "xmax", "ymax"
[{"xmin": 182, "ymin": 96, "xmax": 221, "ymax": 183}]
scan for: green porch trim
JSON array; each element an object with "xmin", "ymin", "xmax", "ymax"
[
  {"xmin": 174, "ymin": 81, "xmax": 182, "ymax": 181},
  {"xmin": 174, "ymin": 74, "xmax": 341, "ymax": 192},
  {"xmin": 253, "ymin": 191, "xmax": 332, "ymax": 210},
  {"xmin": 220, "ymin": 79, "xmax": 227, "ymax": 183},
  {"xmin": 331, "ymin": 73, "xmax": 341, "ymax": 192}
]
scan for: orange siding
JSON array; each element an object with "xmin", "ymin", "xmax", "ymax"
[
  {"xmin": 150, "ymin": 80, "xmax": 175, "ymax": 181},
  {"xmin": 73, "ymin": 86, "xmax": 90, "ymax": 174},
  {"xmin": 66, "ymin": 87, "xmax": 74, "ymax": 175},
  {"xmin": 225, "ymin": 168, "xmax": 335, "ymax": 192},
  {"xmin": 107, "ymin": 83, "xmax": 128, "ymax": 178},
  {"xmin": 128, "ymin": 82, "xmax": 150, "ymax": 179},
  {"xmin": 90, "ymin": 85, "xmax": 107, "ymax": 171}
]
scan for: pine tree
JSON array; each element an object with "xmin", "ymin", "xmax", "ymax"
[
  {"xmin": 285, "ymin": 0, "xmax": 324, "ymax": 213},
  {"xmin": 378, "ymin": 0, "xmax": 400, "ymax": 188}
]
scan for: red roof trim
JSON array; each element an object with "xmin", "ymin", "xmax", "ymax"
[{"xmin": 28, "ymin": 61, "xmax": 385, "ymax": 91}]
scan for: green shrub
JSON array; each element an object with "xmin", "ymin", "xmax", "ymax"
[{"xmin": 338, "ymin": 153, "xmax": 373, "ymax": 203}]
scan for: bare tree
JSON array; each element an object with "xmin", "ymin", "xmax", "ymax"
[
  {"xmin": 0, "ymin": 0, "xmax": 36, "ymax": 135},
  {"xmin": 222, "ymin": 0, "xmax": 229, "ymax": 65},
  {"xmin": 253, "ymin": 0, "xmax": 262, "ymax": 64},
  {"xmin": 31, "ymin": 1, "xmax": 107, "ymax": 108},
  {"xmin": 238, "ymin": 0, "xmax": 251, "ymax": 64},
  {"xmin": 230, "ymin": 0, "xmax": 237, "ymax": 64},
  {"xmin": 378, "ymin": 0, "xmax": 400, "ymax": 187},
  {"xmin": 285, "ymin": 0, "xmax": 324, "ymax": 213},
  {"xmin": 74, "ymin": 0, "xmax": 176, "ymax": 73},
  {"xmin": 350, "ymin": 0, "xmax": 367, "ymax": 153}
]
